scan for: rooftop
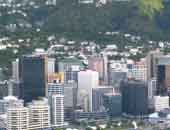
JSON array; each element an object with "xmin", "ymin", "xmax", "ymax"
[
  {"xmin": 60, "ymin": 57, "xmax": 83, "ymax": 63},
  {"xmin": 3, "ymin": 96, "xmax": 18, "ymax": 101}
]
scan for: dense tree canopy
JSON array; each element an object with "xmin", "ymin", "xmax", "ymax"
[{"xmin": 137, "ymin": 0, "xmax": 164, "ymax": 19}]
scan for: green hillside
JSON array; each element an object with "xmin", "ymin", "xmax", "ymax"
[{"xmin": 0, "ymin": 0, "xmax": 170, "ymax": 40}]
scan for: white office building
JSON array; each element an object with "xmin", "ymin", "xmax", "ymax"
[
  {"xmin": 51, "ymin": 94, "xmax": 64, "ymax": 127},
  {"xmin": 12, "ymin": 59, "xmax": 19, "ymax": 81},
  {"xmin": 48, "ymin": 83, "xmax": 64, "ymax": 108},
  {"xmin": 28, "ymin": 99, "xmax": 51, "ymax": 130},
  {"xmin": 153, "ymin": 96, "xmax": 169, "ymax": 112},
  {"xmin": 7, "ymin": 105, "xmax": 29, "ymax": 130},
  {"xmin": 7, "ymin": 98, "xmax": 51, "ymax": 130},
  {"xmin": 148, "ymin": 78, "xmax": 157, "ymax": 99},
  {"xmin": 78, "ymin": 70, "xmax": 99, "ymax": 112},
  {"xmin": 148, "ymin": 78, "xmax": 157, "ymax": 109}
]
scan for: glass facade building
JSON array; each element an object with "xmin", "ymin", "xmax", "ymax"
[
  {"xmin": 121, "ymin": 81, "xmax": 148, "ymax": 116},
  {"xmin": 19, "ymin": 56, "xmax": 47, "ymax": 103},
  {"xmin": 103, "ymin": 94, "xmax": 122, "ymax": 117},
  {"xmin": 156, "ymin": 56, "xmax": 170, "ymax": 94}
]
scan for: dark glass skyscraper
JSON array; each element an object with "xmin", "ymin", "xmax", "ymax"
[
  {"xmin": 103, "ymin": 94, "xmax": 122, "ymax": 117},
  {"xmin": 19, "ymin": 55, "xmax": 47, "ymax": 103},
  {"xmin": 156, "ymin": 56, "xmax": 170, "ymax": 94},
  {"xmin": 121, "ymin": 80, "xmax": 148, "ymax": 116}
]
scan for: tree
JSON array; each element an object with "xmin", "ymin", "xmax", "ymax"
[
  {"xmin": 55, "ymin": 128, "xmax": 62, "ymax": 130},
  {"xmin": 137, "ymin": 0, "xmax": 164, "ymax": 19},
  {"xmin": 86, "ymin": 127, "xmax": 93, "ymax": 130}
]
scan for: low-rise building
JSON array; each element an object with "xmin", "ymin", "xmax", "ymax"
[
  {"xmin": 7, "ymin": 105, "xmax": 29, "ymax": 130},
  {"xmin": 153, "ymin": 96, "xmax": 169, "ymax": 112},
  {"xmin": 28, "ymin": 99, "xmax": 51, "ymax": 130}
]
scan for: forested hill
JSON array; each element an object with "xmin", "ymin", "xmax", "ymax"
[{"xmin": 0, "ymin": 0, "xmax": 170, "ymax": 41}]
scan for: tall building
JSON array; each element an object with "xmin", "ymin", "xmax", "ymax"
[
  {"xmin": 146, "ymin": 49, "xmax": 163, "ymax": 80},
  {"xmin": 88, "ymin": 55, "xmax": 105, "ymax": 81},
  {"xmin": 92, "ymin": 86, "xmax": 114, "ymax": 112},
  {"xmin": 148, "ymin": 78, "xmax": 157, "ymax": 99},
  {"xmin": 51, "ymin": 94, "xmax": 64, "ymax": 127},
  {"xmin": 19, "ymin": 55, "xmax": 48, "ymax": 103},
  {"xmin": 78, "ymin": 70, "xmax": 99, "ymax": 112},
  {"xmin": 148, "ymin": 78, "xmax": 157, "ymax": 111},
  {"xmin": 156, "ymin": 56, "xmax": 170, "ymax": 94},
  {"xmin": 108, "ymin": 60, "xmax": 127, "ymax": 92},
  {"xmin": 64, "ymin": 82, "xmax": 77, "ymax": 108},
  {"xmin": 63, "ymin": 83, "xmax": 77, "ymax": 122},
  {"xmin": 58, "ymin": 58, "xmax": 85, "ymax": 83},
  {"xmin": 103, "ymin": 93, "xmax": 122, "ymax": 117},
  {"xmin": 48, "ymin": 82, "xmax": 64, "ymax": 126},
  {"xmin": 127, "ymin": 59, "xmax": 147, "ymax": 81},
  {"xmin": 12, "ymin": 59, "xmax": 19, "ymax": 81},
  {"xmin": 28, "ymin": 99, "xmax": 51, "ymax": 130},
  {"xmin": 121, "ymin": 80, "xmax": 148, "ymax": 116},
  {"xmin": 103, "ymin": 54, "xmax": 108, "ymax": 84},
  {"xmin": 146, "ymin": 52, "xmax": 170, "ymax": 94},
  {"xmin": 7, "ymin": 105, "xmax": 29, "ymax": 130}
]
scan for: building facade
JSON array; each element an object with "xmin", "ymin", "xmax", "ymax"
[
  {"xmin": 12, "ymin": 59, "xmax": 19, "ymax": 81},
  {"xmin": 92, "ymin": 86, "xmax": 114, "ymax": 112},
  {"xmin": 103, "ymin": 93, "xmax": 122, "ymax": 117},
  {"xmin": 64, "ymin": 83, "xmax": 77, "ymax": 108},
  {"xmin": 19, "ymin": 55, "xmax": 48, "ymax": 103},
  {"xmin": 78, "ymin": 70, "xmax": 99, "ymax": 112},
  {"xmin": 48, "ymin": 83, "xmax": 64, "ymax": 96},
  {"xmin": 127, "ymin": 60, "xmax": 147, "ymax": 81},
  {"xmin": 28, "ymin": 99, "xmax": 51, "ymax": 130},
  {"xmin": 58, "ymin": 58, "xmax": 85, "ymax": 83},
  {"xmin": 156, "ymin": 56, "xmax": 170, "ymax": 94},
  {"xmin": 7, "ymin": 105, "xmax": 29, "ymax": 130},
  {"xmin": 51, "ymin": 94, "xmax": 64, "ymax": 127},
  {"xmin": 88, "ymin": 56, "xmax": 105, "ymax": 81},
  {"xmin": 153, "ymin": 96, "xmax": 169, "ymax": 112},
  {"xmin": 146, "ymin": 50, "xmax": 163, "ymax": 81},
  {"xmin": 108, "ymin": 60, "xmax": 127, "ymax": 92},
  {"xmin": 48, "ymin": 58, "xmax": 55, "ymax": 74},
  {"xmin": 121, "ymin": 81, "xmax": 148, "ymax": 116}
]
